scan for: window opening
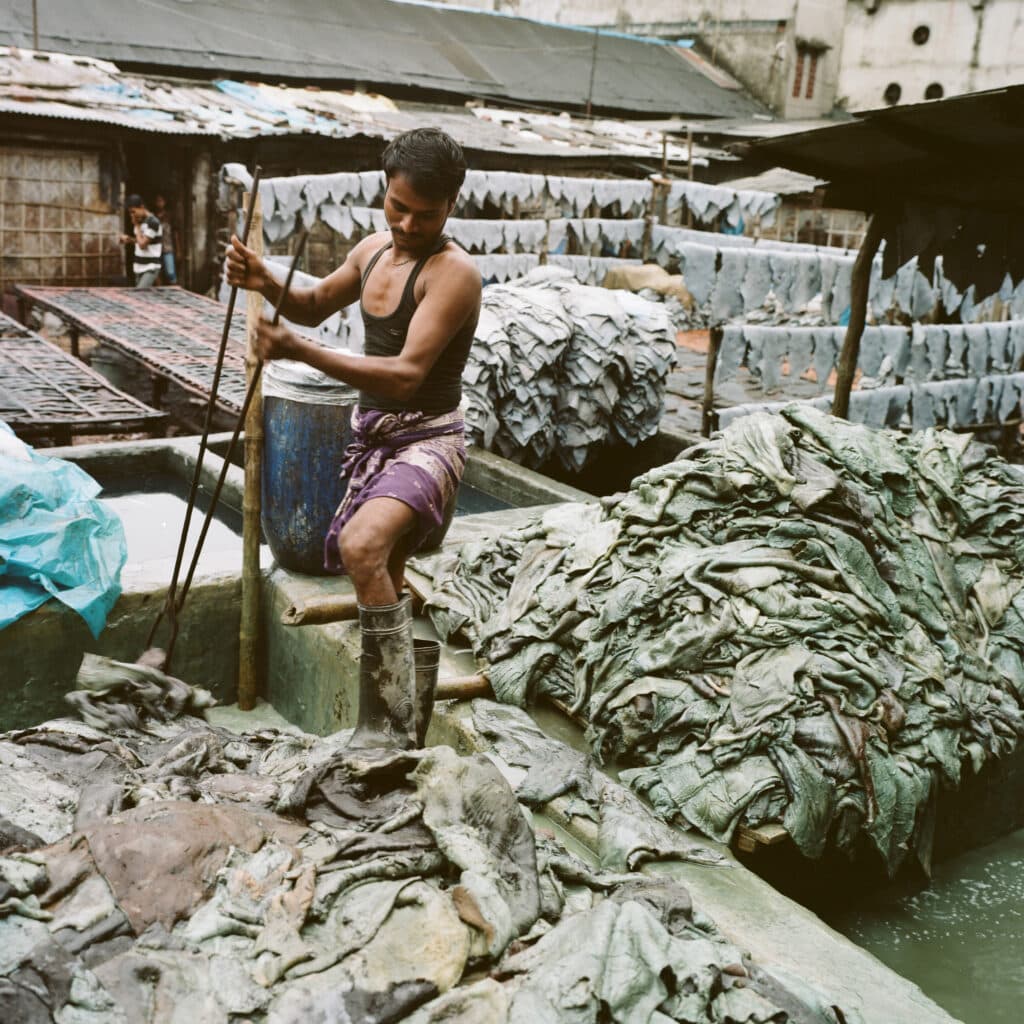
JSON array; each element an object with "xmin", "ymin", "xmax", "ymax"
[{"xmin": 805, "ymin": 52, "xmax": 819, "ymax": 99}]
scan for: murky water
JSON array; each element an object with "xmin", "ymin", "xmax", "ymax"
[
  {"xmin": 99, "ymin": 474, "xmax": 243, "ymax": 567},
  {"xmin": 454, "ymin": 483, "xmax": 512, "ymax": 516},
  {"xmin": 100, "ymin": 474, "xmax": 508, "ymax": 569},
  {"xmin": 826, "ymin": 829, "xmax": 1024, "ymax": 1024}
]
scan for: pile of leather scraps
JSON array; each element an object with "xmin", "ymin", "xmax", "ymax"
[
  {"xmin": 421, "ymin": 407, "xmax": 1024, "ymax": 875},
  {"xmin": 464, "ymin": 265, "xmax": 677, "ymax": 472},
  {"xmin": 0, "ymin": 664, "xmax": 851, "ymax": 1022}
]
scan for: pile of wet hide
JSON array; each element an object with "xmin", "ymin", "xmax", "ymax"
[
  {"xmin": 0, "ymin": 655, "xmax": 851, "ymax": 1023},
  {"xmin": 466, "ymin": 266, "xmax": 677, "ymax": 472},
  {"xmin": 421, "ymin": 408, "xmax": 1024, "ymax": 875}
]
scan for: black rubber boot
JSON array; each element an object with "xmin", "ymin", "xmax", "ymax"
[
  {"xmin": 348, "ymin": 596, "xmax": 416, "ymax": 750},
  {"xmin": 413, "ymin": 638, "xmax": 441, "ymax": 748}
]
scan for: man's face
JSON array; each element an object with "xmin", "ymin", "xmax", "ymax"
[
  {"xmin": 128, "ymin": 205, "xmax": 145, "ymax": 225},
  {"xmin": 383, "ymin": 173, "xmax": 453, "ymax": 253}
]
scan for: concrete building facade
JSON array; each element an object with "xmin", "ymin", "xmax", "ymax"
[{"xmin": 448, "ymin": 1, "xmax": 1024, "ymax": 117}]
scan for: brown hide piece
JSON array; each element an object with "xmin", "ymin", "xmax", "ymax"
[{"xmin": 81, "ymin": 801, "xmax": 305, "ymax": 933}]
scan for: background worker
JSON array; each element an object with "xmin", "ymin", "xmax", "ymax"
[
  {"xmin": 119, "ymin": 194, "xmax": 162, "ymax": 288},
  {"xmin": 153, "ymin": 191, "xmax": 177, "ymax": 285},
  {"xmin": 225, "ymin": 128, "xmax": 481, "ymax": 751}
]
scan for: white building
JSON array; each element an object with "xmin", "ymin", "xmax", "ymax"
[{"xmin": 436, "ymin": 1, "xmax": 1024, "ymax": 118}]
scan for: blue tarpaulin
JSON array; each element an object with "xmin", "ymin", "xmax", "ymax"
[{"xmin": 0, "ymin": 422, "xmax": 126, "ymax": 636}]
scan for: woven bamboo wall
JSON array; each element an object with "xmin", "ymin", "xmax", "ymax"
[{"xmin": 0, "ymin": 146, "xmax": 124, "ymax": 298}]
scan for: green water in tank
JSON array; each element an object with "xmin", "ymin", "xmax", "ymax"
[{"xmin": 826, "ymin": 829, "xmax": 1024, "ymax": 1024}]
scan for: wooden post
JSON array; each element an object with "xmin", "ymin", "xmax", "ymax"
[
  {"xmin": 239, "ymin": 191, "xmax": 263, "ymax": 711},
  {"xmin": 832, "ymin": 211, "xmax": 889, "ymax": 420},
  {"xmin": 436, "ymin": 674, "xmax": 492, "ymax": 702},
  {"xmin": 640, "ymin": 214, "xmax": 654, "ymax": 263},
  {"xmin": 702, "ymin": 326, "xmax": 723, "ymax": 437},
  {"xmin": 585, "ymin": 25, "xmax": 599, "ymax": 117},
  {"xmin": 686, "ymin": 128, "xmax": 694, "ymax": 228},
  {"xmin": 654, "ymin": 179, "xmax": 670, "ymax": 227}
]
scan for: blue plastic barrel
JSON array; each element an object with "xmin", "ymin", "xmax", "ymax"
[{"xmin": 261, "ymin": 361, "xmax": 357, "ymax": 575}]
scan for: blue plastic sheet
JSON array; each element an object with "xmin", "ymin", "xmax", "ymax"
[{"xmin": 0, "ymin": 422, "xmax": 126, "ymax": 637}]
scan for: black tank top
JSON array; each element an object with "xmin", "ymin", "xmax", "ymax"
[{"xmin": 357, "ymin": 236, "xmax": 478, "ymax": 414}]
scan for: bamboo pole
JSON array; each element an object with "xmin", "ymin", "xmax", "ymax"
[
  {"xmin": 239, "ymin": 191, "xmax": 263, "ymax": 711},
  {"xmin": 701, "ymin": 326, "xmax": 723, "ymax": 437},
  {"xmin": 686, "ymin": 127, "xmax": 694, "ymax": 228},
  {"xmin": 281, "ymin": 593, "xmax": 360, "ymax": 626},
  {"xmin": 832, "ymin": 211, "xmax": 888, "ymax": 420},
  {"xmin": 436, "ymin": 673, "xmax": 492, "ymax": 701}
]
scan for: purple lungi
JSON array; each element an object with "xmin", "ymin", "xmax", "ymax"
[{"xmin": 324, "ymin": 407, "xmax": 466, "ymax": 573}]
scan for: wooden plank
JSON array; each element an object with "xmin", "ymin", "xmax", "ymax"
[{"xmin": 735, "ymin": 823, "xmax": 790, "ymax": 853}]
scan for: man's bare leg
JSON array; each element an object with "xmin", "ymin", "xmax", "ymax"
[
  {"xmin": 338, "ymin": 498, "xmax": 417, "ymax": 606},
  {"xmin": 387, "ymin": 538, "xmax": 414, "ymax": 599}
]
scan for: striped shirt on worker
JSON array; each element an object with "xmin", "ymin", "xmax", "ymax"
[{"xmin": 132, "ymin": 214, "xmax": 163, "ymax": 277}]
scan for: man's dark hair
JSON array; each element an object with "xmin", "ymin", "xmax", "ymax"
[
  {"xmin": 125, "ymin": 193, "xmax": 144, "ymax": 209},
  {"xmin": 382, "ymin": 128, "xmax": 466, "ymax": 203}
]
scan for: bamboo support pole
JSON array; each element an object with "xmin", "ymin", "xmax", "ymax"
[
  {"xmin": 686, "ymin": 127, "xmax": 695, "ymax": 228},
  {"xmin": 640, "ymin": 213, "xmax": 654, "ymax": 264},
  {"xmin": 238, "ymin": 191, "xmax": 263, "ymax": 711},
  {"xmin": 832, "ymin": 212, "xmax": 889, "ymax": 420},
  {"xmin": 655, "ymin": 179, "xmax": 670, "ymax": 227},
  {"xmin": 281, "ymin": 594, "xmax": 360, "ymax": 626},
  {"xmin": 701, "ymin": 326, "xmax": 723, "ymax": 437},
  {"xmin": 436, "ymin": 673, "xmax": 492, "ymax": 701}
]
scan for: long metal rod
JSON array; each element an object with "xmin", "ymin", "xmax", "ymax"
[
  {"xmin": 165, "ymin": 229, "xmax": 309, "ymax": 665},
  {"xmin": 146, "ymin": 170, "xmax": 261, "ymax": 652}
]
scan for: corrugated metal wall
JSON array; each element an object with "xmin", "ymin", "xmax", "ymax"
[{"xmin": 0, "ymin": 145, "xmax": 123, "ymax": 298}]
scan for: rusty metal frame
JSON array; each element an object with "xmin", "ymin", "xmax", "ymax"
[
  {"xmin": 15, "ymin": 285, "xmax": 249, "ymax": 415},
  {"xmin": 0, "ymin": 311, "xmax": 165, "ymax": 439}
]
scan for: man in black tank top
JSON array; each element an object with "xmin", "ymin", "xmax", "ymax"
[{"xmin": 226, "ymin": 129, "xmax": 481, "ymax": 751}]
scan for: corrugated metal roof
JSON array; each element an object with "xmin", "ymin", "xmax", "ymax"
[
  {"xmin": 745, "ymin": 86, "xmax": 1024, "ymax": 292},
  {"xmin": 745, "ymin": 86, "xmax": 1024, "ymax": 211},
  {"xmin": 0, "ymin": 48, "xmax": 737, "ymax": 165},
  {"xmin": 0, "ymin": 0, "xmax": 763, "ymax": 117},
  {"xmin": 720, "ymin": 167, "xmax": 824, "ymax": 196}
]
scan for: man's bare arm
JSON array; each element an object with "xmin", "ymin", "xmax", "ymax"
[
  {"xmin": 225, "ymin": 233, "xmax": 380, "ymax": 326},
  {"xmin": 254, "ymin": 255, "xmax": 481, "ymax": 399}
]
